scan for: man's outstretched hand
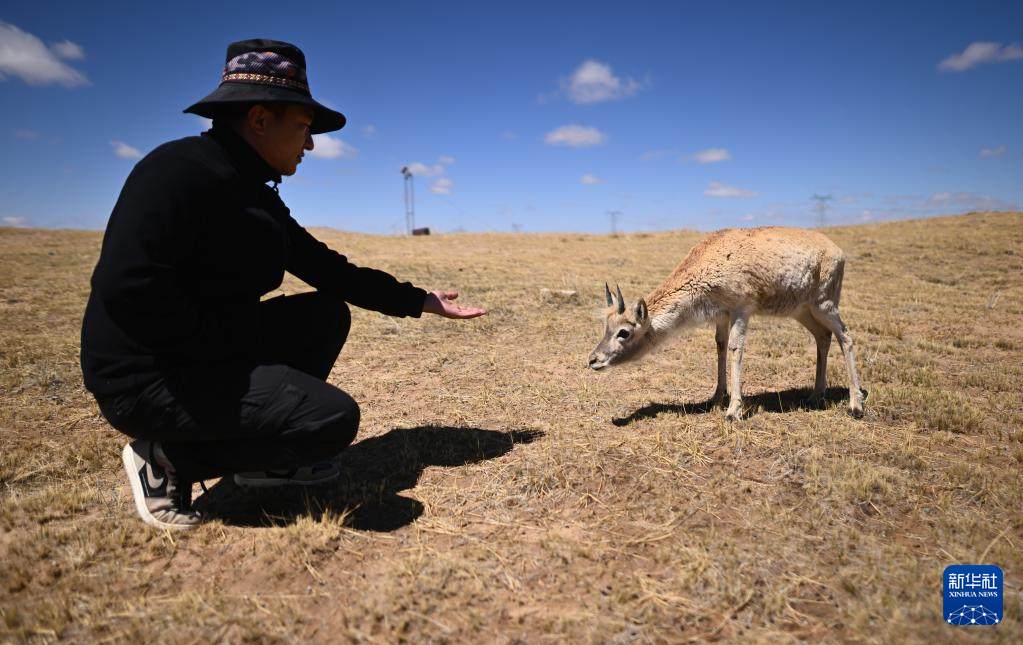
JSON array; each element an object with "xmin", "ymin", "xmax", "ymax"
[{"xmin": 423, "ymin": 290, "xmax": 487, "ymax": 319}]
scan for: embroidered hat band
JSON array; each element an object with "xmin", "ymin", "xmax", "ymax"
[
  {"xmin": 184, "ymin": 39, "xmax": 346, "ymax": 134},
  {"xmin": 221, "ymin": 51, "xmax": 310, "ymax": 94}
]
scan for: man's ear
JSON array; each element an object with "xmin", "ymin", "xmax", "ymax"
[{"xmin": 247, "ymin": 104, "xmax": 269, "ymax": 134}]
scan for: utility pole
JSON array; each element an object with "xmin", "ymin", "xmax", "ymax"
[
  {"xmin": 812, "ymin": 194, "xmax": 833, "ymax": 227},
  {"xmin": 401, "ymin": 166, "xmax": 415, "ymax": 235},
  {"xmin": 607, "ymin": 210, "xmax": 621, "ymax": 236}
]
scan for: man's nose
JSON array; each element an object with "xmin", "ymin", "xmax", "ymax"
[{"xmin": 305, "ymin": 133, "xmax": 314, "ymax": 150}]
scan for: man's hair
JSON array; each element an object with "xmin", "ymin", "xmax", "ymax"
[{"xmin": 211, "ymin": 103, "xmax": 290, "ymax": 129}]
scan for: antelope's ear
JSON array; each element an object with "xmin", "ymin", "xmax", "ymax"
[{"xmin": 635, "ymin": 298, "xmax": 648, "ymax": 322}]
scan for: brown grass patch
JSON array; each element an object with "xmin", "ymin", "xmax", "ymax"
[{"xmin": 2, "ymin": 212, "xmax": 1022, "ymax": 642}]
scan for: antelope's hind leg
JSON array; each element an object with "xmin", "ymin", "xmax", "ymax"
[
  {"xmin": 795, "ymin": 309, "xmax": 832, "ymax": 403},
  {"xmin": 811, "ymin": 303, "xmax": 864, "ymax": 418},
  {"xmin": 712, "ymin": 318, "xmax": 729, "ymax": 406}
]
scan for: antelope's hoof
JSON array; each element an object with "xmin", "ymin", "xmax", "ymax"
[{"xmin": 849, "ymin": 389, "xmax": 866, "ymax": 419}]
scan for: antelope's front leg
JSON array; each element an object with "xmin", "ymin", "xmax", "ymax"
[
  {"xmin": 725, "ymin": 313, "xmax": 749, "ymax": 420},
  {"xmin": 712, "ymin": 319, "xmax": 728, "ymax": 405}
]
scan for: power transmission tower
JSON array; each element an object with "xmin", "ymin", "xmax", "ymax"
[
  {"xmin": 607, "ymin": 210, "xmax": 621, "ymax": 236},
  {"xmin": 401, "ymin": 166, "xmax": 415, "ymax": 235},
  {"xmin": 812, "ymin": 194, "xmax": 833, "ymax": 227}
]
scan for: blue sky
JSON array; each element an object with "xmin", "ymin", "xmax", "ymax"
[{"xmin": 1, "ymin": 1, "xmax": 1020, "ymax": 234}]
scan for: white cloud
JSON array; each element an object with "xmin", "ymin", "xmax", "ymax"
[
  {"xmin": 362, "ymin": 124, "xmax": 376, "ymax": 139},
  {"xmin": 860, "ymin": 210, "xmax": 874, "ymax": 221},
  {"xmin": 310, "ymin": 133, "xmax": 358, "ymax": 159},
  {"xmin": 867, "ymin": 192, "xmax": 1018, "ymax": 220},
  {"xmin": 560, "ymin": 59, "xmax": 647, "ymax": 104},
  {"xmin": 0, "ymin": 21, "xmax": 88, "ymax": 86},
  {"xmin": 14, "ymin": 129, "xmax": 38, "ymax": 139},
  {"xmin": 739, "ymin": 213, "xmax": 756, "ymax": 221},
  {"xmin": 51, "ymin": 40, "xmax": 84, "ymax": 60},
  {"xmin": 404, "ymin": 156, "xmax": 457, "ymax": 194},
  {"xmin": 980, "ymin": 146, "xmax": 1006, "ymax": 157},
  {"xmin": 501, "ymin": 131, "xmax": 517, "ymax": 140},
  {"xmin": 938, "ymin": 42, "xmax": 1023, "ymax": 72},
  {"xmin": 924, "ymin": 191, "xmax": 1014, "ymax": 210},
  {"xmin": 196, "ymin": 116, "xmax": 212, "ymax": 130},
  {"xmin": 544, "ymin": 125, "xmax": 607, "ymax": 147},
  {"xmin": 705, "ymin": 181, "xmax": 758, "ymax": 198},
  {"xmin": 2, "ymin": 216, "xmax": 27, "ymax": 227},
  {"xmin": 688, "ymin": 147, "xmax": 731, "ymax": 164},
  {"xmin": 581, "ymin": 174, "xmax": 602, "ymax": 185},
  {"xmin": 406, "ymin": 161, "xmax": 444, "ymax": 177},
  {"xmin": 431, "ymin": 177, "xmax": 453, "ymax": 195},
  {"xmin": 111, "ymin": 140, "xmax": 142, "ymax": 159}
]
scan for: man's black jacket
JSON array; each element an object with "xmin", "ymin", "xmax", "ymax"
[{"xmin": 81, "ymin": 125, "xmax": 427, "ymax": 396}]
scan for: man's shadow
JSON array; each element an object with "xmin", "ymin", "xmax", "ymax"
[
  {"xmin": 612, "ymin": 386, "xmax": 865, "ymax": 426},
  {"xmin": 194, "ymin": 426, "xmax": 543, "ymax": 531}
]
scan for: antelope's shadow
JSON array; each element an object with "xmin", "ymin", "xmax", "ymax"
[
  {"xmin": 613, "ymin": 386, "xmax": 866, "ymax": 426},
  {"xmin": 194, "ymin": 426, "xmax": 543, "ymax": 531}
]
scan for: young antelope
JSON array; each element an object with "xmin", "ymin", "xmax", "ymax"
[{"xmin": 587, "ymin": 227, "xmax": 865, "ymax": 420}]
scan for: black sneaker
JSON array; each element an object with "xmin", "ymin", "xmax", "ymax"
[
  {"xmin": 233, "ymin": 461, "xmax": 340, "ymax": 488},
  {"xmin": 121, "ymin": 440, "xmax": 201, "ymax": 530}
]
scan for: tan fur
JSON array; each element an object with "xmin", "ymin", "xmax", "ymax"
[{"xmin": 588, "ymin": 227, "xmax": 865, "ymax": 420}]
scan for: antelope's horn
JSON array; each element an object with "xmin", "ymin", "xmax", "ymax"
[
  {"xmin": 605, "ymin": 282, "xmax": 614, "ymax": 307},
  {"xmin": 615, "ymin": 283, "xmax": 625, "ymax": 314}
]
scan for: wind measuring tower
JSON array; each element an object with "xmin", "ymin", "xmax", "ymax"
[{"xmin": 401, "ymin": 166, "xmax": 415, "ymax": 235}]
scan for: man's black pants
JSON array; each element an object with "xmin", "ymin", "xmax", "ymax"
[{"xmin": 96, "ymin": 292, "xmax": 360, "ymax": 482}]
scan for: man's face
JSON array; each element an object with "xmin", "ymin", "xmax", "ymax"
[{"xmin": 249, "ymin": 104, "xmax": 315, "ymax": 176}]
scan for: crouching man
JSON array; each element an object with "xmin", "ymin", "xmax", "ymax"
[{"xmin": 80, "ymin": 39, "xmax": 485, "ymax": 529}]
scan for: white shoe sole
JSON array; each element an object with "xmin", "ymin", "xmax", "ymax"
[{"xmin": 121, "ymin": 443, "xmax": 198, "ymax": 531}]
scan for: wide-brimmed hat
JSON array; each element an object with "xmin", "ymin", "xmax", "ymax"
[{"xmin": 184, "ymin": 39, "xmax": 346, "ymax": 134}]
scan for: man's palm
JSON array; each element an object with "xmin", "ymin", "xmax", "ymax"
[{"xmin": 423, "ymin": 291, "xmax": 487, "ymax": 319}]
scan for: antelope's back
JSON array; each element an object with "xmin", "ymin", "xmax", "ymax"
[{"xmin": 673, "ymin": 227, "xmax": 844, "ymax": 314}]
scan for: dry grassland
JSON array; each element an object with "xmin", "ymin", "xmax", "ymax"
[{"xmin": 2, "ymin": 212, "xmax": 1022, "ymax": 643}]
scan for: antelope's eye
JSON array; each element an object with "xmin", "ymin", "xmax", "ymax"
[{"xmin": 616, "ymin": 329, "xmax": 631, "ymax": 340}]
